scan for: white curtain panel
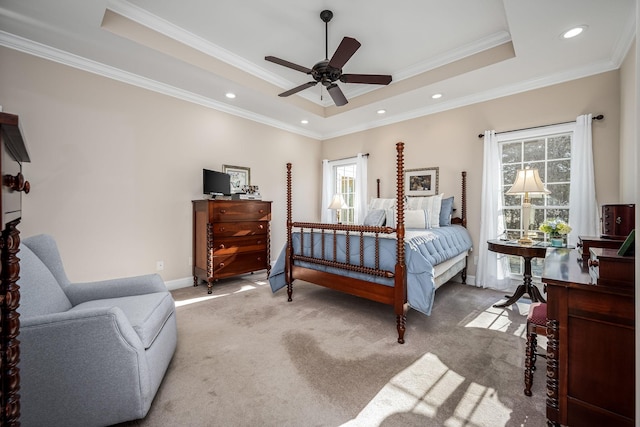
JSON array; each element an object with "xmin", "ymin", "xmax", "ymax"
[
  {"xmin": 354, "ymin": 153, "xmax": 368, "ymax": 224},
  {"xmin": 476, "ymin": 130, "xmax": 512, "ymax": 290},
  {"xmin": 568, "ymin": 114, "xmax": 600, "ymax": 245},
  {"xmin": 321, "ymin": 159, "xmax": 332, "ymax": 223}
]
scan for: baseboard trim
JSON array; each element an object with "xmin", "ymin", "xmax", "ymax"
[{"xmin": 165, "ymin": 277, "xmax": 193, "ymax": 291}]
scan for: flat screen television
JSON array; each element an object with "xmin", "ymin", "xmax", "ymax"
[{"xmin": 203, "ymin": 169, "xmax": 231, "ymax": 196}]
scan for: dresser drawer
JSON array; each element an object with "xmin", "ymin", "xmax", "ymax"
[
  {"xmin": 588, "ymin": 247, "xmax": 635, "ymax": 289},
  {"xmin": 210, "ymin": 221, "xmax": 268, "ymax": 237},
  {"xmin": 212, "ymin": 252, "xmax": 268, "ymax": 277},
  {"xmin": 211, "ymin": 235, "xmax": 267, "ymax": 255},
  {"xmin": 211, "ymin": 201, "xmax": 271, "ymax": 222}
]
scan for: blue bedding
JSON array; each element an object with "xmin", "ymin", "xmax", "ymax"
[{"xmin": 269, "ymin": 225, "xmax": 472, "ymax": 315}]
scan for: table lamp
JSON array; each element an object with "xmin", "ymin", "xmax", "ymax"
[
  {"xmin": 506, "ymin": 167, "xmax": 550, "ymax": 244},
  {"xmin": 328, "ymin": 194, "xmax": 347, "ymax": 224}
]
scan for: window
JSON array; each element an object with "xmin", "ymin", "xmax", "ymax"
[
  {"xmin": 333, "ymin": 162, "xmax": 356, "ymax": 224},
  {"xmin": 499, "ymin": 130, "xmax": 572, "ymax": 276},
  {"xmin": 322, "ymin": 154, "xmax": 368, "ymax": 225}
]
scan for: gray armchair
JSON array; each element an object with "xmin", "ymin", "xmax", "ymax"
[{"xmin": 18, "ymin": 234, "xmax": 177, "ymax": 427}]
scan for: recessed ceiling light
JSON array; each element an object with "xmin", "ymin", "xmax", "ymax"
[
  {"xmin": 431, "ymin": 93, "xmax": 443, "ymax": 99},
  {"xmin": 562, "ymin": 26, "xmax": 587, "ymax": 39},
  {"xmin": 300, "ymin": 119, "xmax": 309, "ymax": 124},
  {"xmin": 225, "ymin": 92, "xmax": 236, "ymax": 99},
  {"xmin": 377, "ymin": 109, "xmax": 386, "ymax": 115}
]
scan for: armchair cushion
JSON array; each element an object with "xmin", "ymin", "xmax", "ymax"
[{"xmin": 72, "ymin": 292, "xmax": 175, "ymax": 349}]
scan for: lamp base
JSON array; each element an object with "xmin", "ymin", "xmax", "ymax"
[{"xmin": 517, "ymin": 236, "xmax": 534, "ymax": 245}]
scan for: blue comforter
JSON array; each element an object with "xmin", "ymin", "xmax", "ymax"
[{"xmin": 269, "ymin": 225, "xmax": 472, "ymax": 315}]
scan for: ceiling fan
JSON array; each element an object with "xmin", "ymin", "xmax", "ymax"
[{"xmin": 265, "ymin": 10, "xmax": 392, "ymax": 107}]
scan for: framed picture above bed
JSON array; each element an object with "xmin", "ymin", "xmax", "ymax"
[
  {"xmin": 222, "ymin": 164, "xmax": 250, "ymax": 194},
  {"xmin": 405, "ymin": 167, "xmax": 439, "ymax": 196}
]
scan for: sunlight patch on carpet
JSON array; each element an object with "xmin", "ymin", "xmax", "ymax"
[
  {"xmin": 463, "ymin": 303, "xmax": 528, "ymax": 337},
  {"xmin": 340, "ymin": 352, "xmax": 512, "ymax": 427}
]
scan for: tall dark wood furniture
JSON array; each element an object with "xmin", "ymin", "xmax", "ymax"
[
  {"xmin": 192, "ymin": 199, "xmax": 272, "ymax": 293},
  {"xmin": 0, "ymin": 112, "xmax": 31, "ymax": 426},
  {"xmin": 542, "ymin": 247, "xmax": 635, "ymax": 427},
  {"xmin": 601, "ymin": 203, "xmax": 635, "ymax": 239}
]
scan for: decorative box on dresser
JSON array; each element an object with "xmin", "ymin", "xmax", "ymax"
[
  {"xmin": 601, "ymin": 203, "xmax": 635, "ymax": 239},
  {"xmin": 192, "ymin": 199, "xmax": 272, "ymax": 294},
  {"xmin": 542, "ymin": 247, "xmax": 635, "ymax": 427},
  {"xmin": 0, "ymin": 112, "xmax": 31, "ymax": 426}
]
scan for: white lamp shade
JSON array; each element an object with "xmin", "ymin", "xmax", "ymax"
[
  {"xmin": 506, "ymin": 168, "xmax": 550, "ymax": 195},
  {"xmin": 328, "ymin": 194, "xmax": 348, "ymax": 210}
]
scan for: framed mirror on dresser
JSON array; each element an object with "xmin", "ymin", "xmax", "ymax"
[{"xmin": 0, "ymin": 112, "xmax": 31, "ymax": 426}]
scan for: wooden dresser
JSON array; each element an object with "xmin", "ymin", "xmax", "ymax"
[
  {"xmin": 0, "ymin": 112, "xmax": 31, "ymax": 426},
  {"xmin": 542, "ymin": 248, "xmax": 635, "ymax": 427},
  {"xmin": 192, "ymin": 199, "xmax": 272, "ymax": 293}
]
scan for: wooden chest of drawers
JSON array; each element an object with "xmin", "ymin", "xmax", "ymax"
[
  {"xmin": 192, "ymin": 199, "xmax": 272, "ymax": 293},
  {"xmin": 588, "ymin": 247, "xmax": 635, "ymax": 288},
  {"xmin": 601, "ymin": 204, "xmax": 634, "ymax": 239},
  {"xmin": 577, "ymin": 235, "xmax": 624, "ymax": 262},
  {"xmin": 543, "ymin": 248, "xmax": 635, "ymax": 427}
]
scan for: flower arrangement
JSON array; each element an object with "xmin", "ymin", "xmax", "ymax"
[{"xmin": 539, "ymin": 219, "xmax": 572, "ymax": 238}]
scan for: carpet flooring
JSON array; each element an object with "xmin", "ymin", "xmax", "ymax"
[{"xmin": 117, "ymin": 272, "xmax": 547, "ymax": 427}]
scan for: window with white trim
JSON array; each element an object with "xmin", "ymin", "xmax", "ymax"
[
  {"xmin": 500, "ymin": 130, "xmax": 572, "ymax": 277},
  {"xmin": 331, "ymin": 161, "xmax": 356, "ymax": 224}
]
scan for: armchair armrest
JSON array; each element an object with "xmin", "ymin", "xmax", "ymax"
[
  {"xmin": 20, "ymin": 307, "xmax": 151, "ymax": 423},
  {"xmin": 63, "ymin": 273, "xmax": 167, "ymax": 305}
]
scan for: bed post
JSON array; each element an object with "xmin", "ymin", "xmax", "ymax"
[
  {"xmin": 285, "ymin": 163, "xmax": 293, "ymax": 301},
  {"xmin": 394, "ymin": 142, "xmax": 407, "ymax": 344},
  {"xmin": 461, "ymin": 171, "xmax": 467, "ymax": 228}
]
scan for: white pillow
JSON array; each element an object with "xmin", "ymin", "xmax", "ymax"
[
  {"xmin": 363, "ymin": 209, "xmax": 386, "ymax": 226},
  {"xmin": 369, "ymin": 198, "xmax": 396, "ymax": 211},
  {"xmin": 405, "ymin": 209, "xmax": 430, "ymax": 229},
  {"xmin": 406, "ymin": 193, "xmax": 443, "ymax": 228},
  {"xmin": 385, "ymin": 208, "xmax": 431, "ymax": 229}
]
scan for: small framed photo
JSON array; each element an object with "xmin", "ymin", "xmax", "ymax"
[
  {"xmin": 405, "ymin": 167, "xmax": 439, "ymax": 196},
  {"xmin": 222, "ymin": 165, "xmax": 250, "ymax": 194}
]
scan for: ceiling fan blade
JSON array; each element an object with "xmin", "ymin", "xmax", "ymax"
[
  {"xmin": 278, "ymin": 81, "xmax": 318, "ymax": 97},
  {"xmin": 328, "ymin": 37, "xmax": 361, "ymax": 69},
  {"xmin": 326, "ymin": 84, "xmax": 348, "ymax": 106},
  {"xmin": 265, "ymin": 56, "xmax": 312, "ymax": 74},
  {"xmin": 340, "ymin": 74, "xmax": 392, "ymax": 85}
]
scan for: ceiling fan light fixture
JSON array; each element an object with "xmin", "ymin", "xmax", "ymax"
[{"xmin": 562, "ymin": 25, "xmax": 587, "ymax": 39}]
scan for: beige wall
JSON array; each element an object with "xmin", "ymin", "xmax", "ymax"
[
  {"xmin": 0, "ymin": 46, "xmax": 321, "ymax": 283},
  {"xmin": 0, "ymin": 45, "xmax": 629, "ymax": 285},
  {"xmin": 322, "ymin": 71, "xmax": 622, "ymax": 277},
  {"xmin": 620, "ymin": 39, "xmax": 637, "ymax": 203}
]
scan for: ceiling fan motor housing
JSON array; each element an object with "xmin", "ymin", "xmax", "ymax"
[{"xmin": 311, "ymin": 60, "xmax": 342, "ymax": 85}]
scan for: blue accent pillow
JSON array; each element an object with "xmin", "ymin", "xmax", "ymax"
[
  {"xmin": 363, "ymin": 209, "xmax": 386, "ymax": 226},
  {"xmin": 439, "ymin": 196, "xmax": 454, "ymax": 226}
]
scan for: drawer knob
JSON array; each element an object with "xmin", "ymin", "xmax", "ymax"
[
  {"xmin": 588, "ymin": 259, "xmax": 599, "ymax": 267},
  {"xmin": 219, "ymin": 209, "xmax": 227, "ymax": 214},
  {"xmin": 218, "ymin": 262, "xmax": 225, "ymax": 268},
  {"xmin": 219, "ymin": 227, "xmax": 225, "ymax": 232},
  {"xmin": 218, "ymin": 244, "xmax": 225, "ymax": 249},
  {"xmin": 259, "ymin": 209, "xmax": 265, "ymax": 213},
  {"xmin": 3, "ymin": 172, "xmax": 30, "ymax": 194},
  {"xmin": 258, "ymin": 224, "xmax": 264, "ymax": 230},
  {"xmin": 257, "ymin": 240, "xmax": 262, "ymax": 244},
  {"xmin": 616, "ymin": 216, "xmax": 622, "ymax": 224}
]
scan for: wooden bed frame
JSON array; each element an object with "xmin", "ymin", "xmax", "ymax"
[{"xmin": 284, "ymin": 142, "xmax": 467, "ymax": 343}]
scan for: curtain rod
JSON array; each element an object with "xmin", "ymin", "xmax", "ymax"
[
  {"xmin": 327, "ymin": 153, "xmax": 370, "ymax": 162},
  {"xmin": 477, "ymin": 114, "xmax": 604, "ymax": 139}
]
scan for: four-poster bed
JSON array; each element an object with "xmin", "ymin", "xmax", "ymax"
[{"xmin": 269, "ymin": 142, "xmax": 472, "ymax": 343}]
